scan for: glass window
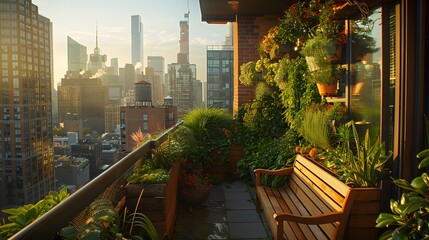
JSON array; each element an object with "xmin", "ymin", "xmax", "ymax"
[{"xmin": 349, "ymin": 8, "xmax": 382, "ymax": 137}]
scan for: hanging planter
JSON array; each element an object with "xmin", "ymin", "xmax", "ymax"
[{"xmin": 316, "ymin": 81, "xmax": 338, "ymax": 97}]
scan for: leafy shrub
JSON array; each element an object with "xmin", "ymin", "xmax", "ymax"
[
  {"xmin": 324, "ymin": 121, "xmax": 392, "ymax": 187},
  {"xmin": 0, "ymin": 188, "xmax": 69, "ymax": 239},
  {"xmin": 127, "ymin": 164, "xmax": 170, "ymax": 184},
  {"xmin": 238, "ymin": 129, "xmax": 299, "ymax": 187},
  {"xmin": 239, "ymin": 61, "xmax": 260, "ymax": 86},
  {"xmin": 376, "ymin": 117, "xmax": 429, "ymax": 239},
  {"xmin": 173, "ymin": 108, "xmax": 233, "ymax": 168},
  {"xmin": 280, "ymin": 57, "xmax": 321, "ymax": 131}
]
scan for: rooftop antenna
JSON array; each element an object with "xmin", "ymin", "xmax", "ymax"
[
  {"xmin": 95, "ymin": 20, "xmax": 99, "ymax": 49},
  {"xmin": 184, "ymin": 0, "xmax": 190, "ymax": 21}
]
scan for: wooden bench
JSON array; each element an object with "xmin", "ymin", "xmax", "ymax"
[{"xmin": 254, "ymin": 154, "xmax": 359, "ymax": 240}]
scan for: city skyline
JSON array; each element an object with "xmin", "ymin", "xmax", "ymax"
[{"xmin": 32, "ymin": 0, "xmax": 229, "ymax": 89}]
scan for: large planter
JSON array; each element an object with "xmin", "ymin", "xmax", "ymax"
[
  {"xmin": 346, "ymin": 187, "xmax": 381, "ymax": 239},
  {"xmin": 125, "ymin": 161, "xmax": 181, "ymax": 239},
  {"xmin": 298, "ymin": 155, "xmax": 381, "ymax": 239},
  {"xmin": 208, "ymin": 144, "xmax": 244, "ymax": 182}
]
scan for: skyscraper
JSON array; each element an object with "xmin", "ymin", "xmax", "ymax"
[
  {"xmin": 147, "ymin": 56, "xmax": 165, "ymax": 84},
  {"xmin": 146, "ymin": 56, "xmax": 168, "ymax": 103},
  {"xmin": 87, "ymin": 25, "xmax": 107, "ymax": 76},
  {"xmin": 177, "ymin": 13, "xmax": 189, "ymax": 64},
  {"xmin": 67, "ymin": 36, "xmax": 88, "ymax": 72},
  {"xmin": 110, "ymin": 58, "xmax": 119, "ymax": 76},
  {"xmin": 168, "ymin": 13, "xmax": 196, "ymax": 117},
  {"xmin": 131, "ymin": 15, "xmax": 143, "ymax": 66},
  {"xmin": 0, "ymin": 0, "xmax": 55, "ymax": 208}
]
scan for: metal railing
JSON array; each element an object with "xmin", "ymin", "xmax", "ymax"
[{"xmin": 9, "ymin": 121, "xmax": 183, "ymax": 239}]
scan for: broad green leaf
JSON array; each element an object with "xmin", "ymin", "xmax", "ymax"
[
  {"xmin": 376, "ymin": 213, "xmax": 399, "ymax": 227},
  {"xmin": 391, "ymin": 199, "xmax": 402, "ymax": 215},
  {"xmin": 59, "ymin": 226, "xmax": 79, "ymax": 238},
  {"xmin": 419, "ymin": 156, "xmax": 429, "ymax": 169},
  {"xmin": 394, "ymin": 178, "xmax": 415, "ymax": 191},
  {"xmin": 379, "ymin": 229, "xmax": 394, "ymax": 240}
]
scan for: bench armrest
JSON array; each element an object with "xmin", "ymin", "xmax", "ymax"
[
  {"xmin": 274, "ymin": 211, "xmax": 343, "ymax": 225},
  {"xmin": 254, "ymin": 167, "xmax": 293, "ymax": 186}
]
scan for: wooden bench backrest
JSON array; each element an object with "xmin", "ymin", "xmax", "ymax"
[{"xmin": 288, "ymin": 155, "xmax": 353, "ymax": 239}]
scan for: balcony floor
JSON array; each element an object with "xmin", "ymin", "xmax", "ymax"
[{"xmin": 173, "ymin": 180, "xmax": 271, "ymax": 239}]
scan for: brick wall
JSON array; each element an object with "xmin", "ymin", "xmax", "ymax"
[{"xmin": 233, "ymin": 15, "xmax": 280, "ymax": 113}]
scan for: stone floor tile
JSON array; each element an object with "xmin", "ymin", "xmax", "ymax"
[
  {"xmin": 225, "ymin": 199, "xmax": 256, "ymax": 210},
  {"xmin": 228, "ymin": 222, "xmax": 268, "ymax": 239},
  {"xmin": 223, "ymin": 182, "xmax": 247, "ymax": 192},
  {"xmin": 226, "ymin": 209, "xmax": 261, "ymax": 222},
  {"xmin": 224, "ymin": 191, "xmax": 252, "ymax": 200}
]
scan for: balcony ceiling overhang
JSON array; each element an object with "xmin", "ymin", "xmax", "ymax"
[
  {"xmin": 199, "ymin": 0, "xmax": 291, "ymax": 23},
  {"xmin": 199, "ymin": 0, "xmax": 390, "ymax": 23}
]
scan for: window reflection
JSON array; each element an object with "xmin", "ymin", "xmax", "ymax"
[{"xmin": 349, "ymin": 8, "xmax": 382, "ymax": 136}]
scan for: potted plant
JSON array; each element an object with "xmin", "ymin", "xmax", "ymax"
[
  {"xmin": 301, "ymin": 34, "xmax": 346, "ymax": 96},
  {"xmin": 376, "ymin": 162, "xmax": 429, "ymax": 239},
  {"xmin": 316, "ymin": 121, "xmax": 392, "ymax": 239},
  {"xmin": 376, "ymin": 117, "xmax": 429, "ymax": 239},
  {"xmin": 276, "ymin": 0, "xmax": 331, "ymax": 50},
  {"xmin": 177, "ymin": 162, "xmax": 213, "ymax": 206},
  {"xmin": 173, "ymin": 108, "xmax": 233, "ymax": 171},
  {"xmin": 126, "ymin": 132, "xmax": 182, "ymax": 239}
]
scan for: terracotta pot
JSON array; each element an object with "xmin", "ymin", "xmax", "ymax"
[
  {"xmin": 316, "ymin": 82, "xmax": 337, "ymax": 96},
  {"xmin": 178, "ymin": 189, "xmax": 209, "ymax": 206}
]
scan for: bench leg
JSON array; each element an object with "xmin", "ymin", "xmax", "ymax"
[
  {"xmin": 277, "ymin": 221, "xmax": 284, "ymax": 240},
  {"xmin": 255, "ymin": 193, "xmax": 261, "ymax": 212}
]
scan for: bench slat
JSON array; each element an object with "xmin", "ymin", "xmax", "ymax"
[
  {"xmin": 276, "ymin": 189, "xmax": 309, "ymax": 240},
  {"xmin": 287, "ymin": 178, "xmax": 332, "ymax": 239},
  {"xmin": 259, "ymin": 187, "xmax": 302, "ymax": 240},
  {"xmin": 280, "ymin": 186, "xmax": 326, "ymax": 240},
  {"xmin": 294, "ymin": 157, "xmax": 348, "ymax": 208},
  {"xmin": 295, "ymin": 155, "xmax": 350, "ymax": 196}
]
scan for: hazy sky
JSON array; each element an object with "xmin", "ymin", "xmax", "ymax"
[{"xmin": 32, "ymin": 0, "xmax": 229, "ymax": 89}]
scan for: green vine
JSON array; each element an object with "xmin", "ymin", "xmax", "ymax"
[{"xmin": 280, "ymin": 57, "xmax": 321, "ymax": 130}]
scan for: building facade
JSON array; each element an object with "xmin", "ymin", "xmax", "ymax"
[
  {"xmin": 58, "ymin": 71, "xmax": 108, "ymax": 134},
  {"xmin": 0, "ymin": 0, "xmax": 55, "ymax": 208},
  {"xmin": 67, "ymin": 36, "xmax": 87, "ymax": 72},
  {"xmin": 147, "ymin": 56, "xmax": 165, "ymax": 84},
  {"xmin": 131, "ymin": 15, "xmax": 143, "ymax": 66},
  {"xmin": 120, "ymin": 105, "xmax": 178, "ymax": 152},
  {"xmin": 206, "ymin": 45, "xmax": 233, "ymax": 113},
  {"xmin": 144, "ymin": 67, "xmax": 164, "ymax": 106},
  {"xmin": 55, "ymin": 156, "xmax": 90, "ymax": 190},
  {"xmin": 147, "ymin": 56, "xmax": 166, "ymax": 99},
  {"xmin": 193, "ymin": 80, "xmax": 203, "ymax": 108},
  {"xmin": 71, "ymin": 140, "xmax": 101, "ymax": 179},
  {"xmin": 120, "ymin": 81, "xmax": 178, "ymax": 152},
  {"xmin": 105, "ymin": 105, "xmax": 120, "ymax": 133},
  {"xmin": 168, "ymin": 63, "xmax": 196, "ymax": 117},
  {"xmin": 122, "ymin": 63, "xmax": 135, "ymax": 94}
]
